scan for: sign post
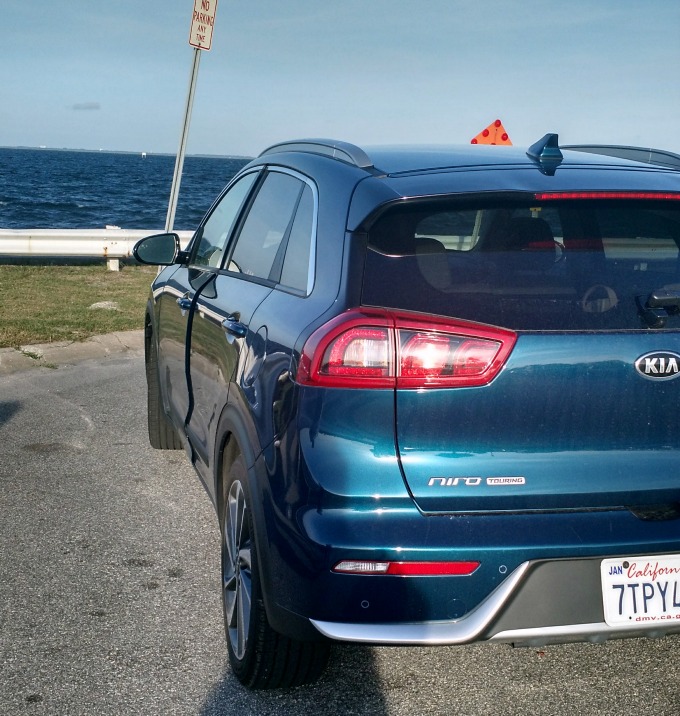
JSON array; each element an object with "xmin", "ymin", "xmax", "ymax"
[{"xmin": 165, "ymin": 0, "xmax": 219, "ymax": 233}]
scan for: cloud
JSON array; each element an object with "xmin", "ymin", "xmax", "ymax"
[{"xmin": 71, "ymin": 102, "xmax": 101, "ymax": 111}]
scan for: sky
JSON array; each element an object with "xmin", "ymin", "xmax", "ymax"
[{"xmin": 2, "ymin": 0, "xmax": 679, "ymax": 157}]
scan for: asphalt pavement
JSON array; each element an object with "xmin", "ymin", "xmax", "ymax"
[{"xmin": 1, "ymin": 341, "xmax": 679, "ymax": 715}]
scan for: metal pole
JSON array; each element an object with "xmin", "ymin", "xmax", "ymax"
[{"xmin": 165, "ymin": 47, "xmax": 202, "ymax": 233}]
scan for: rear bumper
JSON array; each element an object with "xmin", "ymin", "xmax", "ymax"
[
  {"xmin": 254, "ymin": 440, "xmax": 680, "ymax": 644},
  {"xmin": 310, "ymin": 556, "xmax": 680, "ymax": 646}
]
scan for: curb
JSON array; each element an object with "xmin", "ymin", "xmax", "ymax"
[{"xmin": 0, "ymin": 330, "xmax": 144, "ymax": 376}]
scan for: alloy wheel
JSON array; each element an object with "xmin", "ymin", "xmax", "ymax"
[{"xmin": 223, "ymin": 480, "xmax": 253, "ymax": 660}]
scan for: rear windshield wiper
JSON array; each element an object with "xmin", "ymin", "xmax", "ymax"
[{"xmin": 637, "ymin": 288, "xmax": 680, "ymax": 328}]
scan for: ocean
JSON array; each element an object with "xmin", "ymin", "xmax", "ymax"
[{"xmin": 0, "ymin": 147, "xmax": 250, "ymax": 231}]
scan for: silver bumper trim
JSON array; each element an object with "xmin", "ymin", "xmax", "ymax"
[{"xmin": 490, "ymin": 622, "xmax": 680, "ymax": 646}]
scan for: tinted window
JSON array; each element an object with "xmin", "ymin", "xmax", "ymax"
[
  {"xmin": 229, "ymin": 172, "xmax": 303, "ymax": 281},
  {"xmin": 193, "ymin": 172, "xmax": 257, "ymax": 267},
  {"xmin": 279, "ymin": 184, "xmax": 315, "ymax": 293},
  {"xmin": 414, "ymin": 206, "xmax": 563, "ymax": 251},
  {"xmin": 363, "ymin": 199, "xmax": 680, "ymax": 330}
]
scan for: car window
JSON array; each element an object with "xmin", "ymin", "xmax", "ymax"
[
  {"xmin": 415, "ymin": 210, "xmax": 485, "ymax": 251},
  {"xmin": 192, "ymin": 172, "xmax": 258, "ymax": 267},
  {"xmin": 363, "ymin": 199, "xmax": 680, "ymax": 331},
  {"xmin": 228, "ymin": 171, "xmax": 303, "ymax": 281},
  {"xmin": 279, "ymin": 184, "xmax": 315, "ymax": 293},
  {"xmin": 414, "ymin": 206, "xmax": 563, "ymax": 251}
]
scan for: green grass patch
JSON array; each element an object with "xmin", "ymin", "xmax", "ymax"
[{"xmin": 0, "ymin": 264, "xmax": 157, "ymax": 348}]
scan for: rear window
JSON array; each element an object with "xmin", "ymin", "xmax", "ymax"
[{"xmin": 362, "ymin": 198, "xmax": 680, "ymax": 330}]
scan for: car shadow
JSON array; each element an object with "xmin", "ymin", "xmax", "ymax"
[
  {"xmin": 0, "ymin": 400, "xmax": 22, "ymax": 427},
  {"xmin": 200, "ymin": 644, "xmax": 388, "ymax": 715}
]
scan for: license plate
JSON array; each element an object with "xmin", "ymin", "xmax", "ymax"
[{"xmin": 601, "ymin": 554, "xmax": 680, "ymax": 627}]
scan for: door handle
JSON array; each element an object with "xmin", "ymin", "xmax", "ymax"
[
  {"xmin": 222, "ymin": 315, "xmax": 247, "ymax": 338},
  {"xmin": 176, "ymin": 296, "xmax": 193, "ymax": 311}
]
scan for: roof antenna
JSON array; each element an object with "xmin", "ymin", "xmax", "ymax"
[{"xmin": 527, "ymin": 133, "xmax": 563, "ymax": 175}]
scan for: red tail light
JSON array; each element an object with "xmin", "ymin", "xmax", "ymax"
[{"xmin": 297, "ymin": 309, "xmax": 516, "ymax": 389}]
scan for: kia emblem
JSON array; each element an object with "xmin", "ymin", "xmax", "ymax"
[{"xmin": 635, "ymin": 351, "xmax": 680, "ymax": 381}]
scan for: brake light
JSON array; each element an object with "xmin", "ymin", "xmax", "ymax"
[
  {"xmin": 535, "ymin": 191, "xmax": 680, "ymax": 201},
  {"xmin": 297, "ymin": 309, "xmax": 516, "ymax": 389}
]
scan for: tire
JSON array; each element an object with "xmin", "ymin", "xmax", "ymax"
[
  {"xmin": 145, "ymin": 333, "xmax": 183, "ymax": 450},
  {"xmin": 221, "ymin": 454, "xmax": 330, "ymax": 689}
]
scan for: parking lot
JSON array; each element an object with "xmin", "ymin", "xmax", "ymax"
[{"xmin": 1, "ymin": 350, "xmax": 679, "ymax": 715}]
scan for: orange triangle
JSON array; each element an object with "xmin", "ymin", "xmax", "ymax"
[{"xmin": 471, "ymin": 119, "xmax": 512, "ymax": 145}]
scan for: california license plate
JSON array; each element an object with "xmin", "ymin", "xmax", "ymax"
[{"xmin": 601, "ymin": 554, "xmax": 680, "ymax": 627}]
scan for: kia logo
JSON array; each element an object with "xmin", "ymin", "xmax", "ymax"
[{"xmin": 635, "ymin": 351, "xmax": 680, "ymax": 381}]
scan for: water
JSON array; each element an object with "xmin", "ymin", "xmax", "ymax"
[{"xmin": 0, "ymin": 147, "xmax": 250, "ymax": 231}]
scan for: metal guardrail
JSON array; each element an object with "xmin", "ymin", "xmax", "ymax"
[{"xmin": 0, "ymin": 227, "xmax": 194, "ymax": 270}]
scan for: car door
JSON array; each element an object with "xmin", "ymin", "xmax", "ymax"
[
  {"xmin": 156, "ymin": 170, "xmax": 259, "ymax": 431},
  {"xmin": 185, "ymin": 168, "xmax": 312, "ymax": 472}
]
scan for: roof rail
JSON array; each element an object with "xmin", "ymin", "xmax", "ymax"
[
  {"xmin": 564, "ymin": 144, "xmax": 680, "ymax": 170},
  {"xmin": 259, "ymin": 139, "xmax": 374, "ymax": 169}
]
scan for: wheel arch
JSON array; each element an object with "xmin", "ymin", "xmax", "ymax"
[
  {"xmin": 213, "ymin": 393, "xmax": 261, "ymax": 519},
  {"xmin": 213, "ymin": 396, "xmax": 321, "ymax": 641}
]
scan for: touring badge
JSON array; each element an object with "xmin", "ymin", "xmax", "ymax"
[{"xmin": 427, "ymin": 477, "xmax": 526, "ymax": 487}]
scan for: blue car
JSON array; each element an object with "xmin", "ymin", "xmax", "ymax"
[{"xmin": 134, "ymin": 135, "xmax": 680, "ymax": 689}]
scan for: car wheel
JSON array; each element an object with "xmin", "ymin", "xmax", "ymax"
[
  {"xmin": 222, "ymin": 454, "xmax": 330, "ymax": 689},
  {"xmin": 145, "ymin": 332, "xmax": 182, "ymax": 450}
]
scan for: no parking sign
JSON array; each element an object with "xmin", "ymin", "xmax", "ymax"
[{"xmin": 189, "ymin": 0, "xmax": 218, "ymax": 50}]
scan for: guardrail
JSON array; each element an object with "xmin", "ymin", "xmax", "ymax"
[{"xmin": 0, "ymin": 227, "xmax": 194, "ymax": 270}]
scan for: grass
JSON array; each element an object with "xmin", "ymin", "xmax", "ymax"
[{"xmin": 0, "ymin": 264, "xmax": 157, "ymax": 348}]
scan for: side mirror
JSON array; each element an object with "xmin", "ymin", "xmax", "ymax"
[{"xmin": 133, "ymin": 233, "xmax": 183, "ymax": 265}]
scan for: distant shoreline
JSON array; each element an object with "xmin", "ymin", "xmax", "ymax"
[{"xmin": 0, "ymin": 146, "xmax": 253, "ymax": 161}]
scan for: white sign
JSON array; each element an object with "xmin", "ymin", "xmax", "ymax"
[
  {"xmin": 189, "ymin": 0, "xmax": 218, "ymax": 51},
  {"xmin": 601, "ymin": 554, "xmax": 680, "ymax": 627}
]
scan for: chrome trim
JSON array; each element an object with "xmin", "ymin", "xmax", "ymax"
[
  {"xmin": 490, "ymin": 621, "xmax": 680, "ymax": 646},
  {"xmin": 310, "ymin": 562, "xmax": 531, "ymax": 645}
]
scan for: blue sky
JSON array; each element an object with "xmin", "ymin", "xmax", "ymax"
[{"xmin": 2, "ymin": 0, "xmax": 679, "ymax": 157}]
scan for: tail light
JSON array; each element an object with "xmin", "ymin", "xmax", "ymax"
[{"xmin": 297, "ymin": 308, "xmax": 516, "ymax": 389}]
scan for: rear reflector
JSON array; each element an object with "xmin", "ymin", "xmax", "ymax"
[
  {"xmin": 297, "ymin": 309, "xmax": 516, "ymax": 389},
  {"xmin": 535, "ymin": 191, "xmax": 680, "ymax": 201},
  {"xmin": 333, "ymin": 560, "xmax": 480, "ymax": 576}
]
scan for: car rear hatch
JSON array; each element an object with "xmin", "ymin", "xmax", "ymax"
[{"xmin": 361, "ymin": 192, "xmax": 680, "ymax": 514}]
